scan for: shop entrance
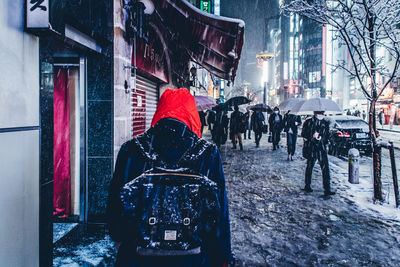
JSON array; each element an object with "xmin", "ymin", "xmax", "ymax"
[{"xmin": 53, "ymin": 58, "xmax": 87, "ymax": 242}]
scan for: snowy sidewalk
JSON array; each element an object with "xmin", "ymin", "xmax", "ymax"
[
  {"xmin": 53, "ymin": 132, "xmax": 400, "ymax": 266},
  {"xmin": 218, "ymin": 133, "xmax": 400, "ymax": 266}
]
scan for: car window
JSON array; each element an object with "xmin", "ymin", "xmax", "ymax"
[{"xmin": 335, "ymin": 120, "xmax": 368, "ymax": 128}]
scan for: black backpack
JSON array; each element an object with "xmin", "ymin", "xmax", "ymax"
[{"xmin": 120, "ymin": 139, "xmax": 221, "ymax": 256}]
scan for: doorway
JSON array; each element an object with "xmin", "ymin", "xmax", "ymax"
[{"xmin": 52, "ymin": 58, "xmax": 87, "ymax": 243}]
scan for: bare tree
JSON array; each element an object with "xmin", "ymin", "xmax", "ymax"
[{"xmin": 283, "ymin": 0, "xmax": 400, "ymax": 201}]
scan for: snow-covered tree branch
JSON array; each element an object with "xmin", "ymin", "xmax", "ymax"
[{"xmin": 282, "ymin": 0, "xmax": 400, "ymax": 201}]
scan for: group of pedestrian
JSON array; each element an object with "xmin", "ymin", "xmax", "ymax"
[{"xmin": 107, "ymin": 88, "xmax": 336, "ymax": 266}]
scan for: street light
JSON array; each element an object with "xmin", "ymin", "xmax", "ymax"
[{"xmin": 256, "ymin": 52, "xmax": 274, "ymax": 104}]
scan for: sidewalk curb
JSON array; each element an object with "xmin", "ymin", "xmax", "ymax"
[{"xmin": 378, "ymin": 128, "xmax": 400, "ymax": 133}]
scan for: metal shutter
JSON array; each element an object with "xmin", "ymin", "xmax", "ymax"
[{"xmin": 132, "ymin": 75, "xmax": 158, "ymax": 137}]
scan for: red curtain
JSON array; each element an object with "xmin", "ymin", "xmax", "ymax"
[{"xmin": 53, "ymin": 68, "xmax": 71, "ymax": 217}]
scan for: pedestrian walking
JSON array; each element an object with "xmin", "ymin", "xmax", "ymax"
[
  {"xmin": 362, "ymin": 110, "xmax": 366, "ymax": 120},
  {"xmin": 251, "ymin": 110, "xmax": 265, "ymax": 147},
  {"xmin": 269, "ymin": 107, "xmax": 283, "ymax": 150},
  {"xmin": 283, "ymin": 110, "xmax": 302, "ymax": 161},
  {"xmin": 301, "ymin": 111, "xmax": 336, "ymax": 197},
  {"xmin": 199, "ymin": 110, "xmax": 207, "ymax": 136},
  {"xmin": 207, "ymin": 110, "xmax": 216, "ymax": 131},
  {"xmin": 107, "ymin": 88, "xmax": 233, "ymax": 267},
  {"xmin": 213, "ymin": 109, "xmax": 229, "ymax": 148},
  {"xmin": 244, "ymin": 110, "xmax": 251, "ymax": 140},
  {"xmin": 378, "ymin": 109, "xmax": 384, "ymax": 127},
  {"xmin": 229, "ymin": 105, "xmax": 246, "ymax": 150}
]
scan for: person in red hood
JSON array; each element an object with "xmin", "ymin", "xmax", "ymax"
[{"xmin": 107, "ymin": 88, "xmax": 233, "ymax": 267}]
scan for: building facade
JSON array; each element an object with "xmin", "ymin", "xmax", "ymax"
[
  {"xmin": 0, "ymin": 1, "xmax": 40, "ymax": 265},
  {"xmin": 1, "ymin": 1, "xmax": 114, "ymax": 266}
]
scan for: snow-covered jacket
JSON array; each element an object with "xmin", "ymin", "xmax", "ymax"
[
  {"xmin": 107, "ymin": 89, "xmax": 232, "ymax": 267},
  {"xmin": 301, "ymin": 116, "xmax": 330, "ymax": 159}
]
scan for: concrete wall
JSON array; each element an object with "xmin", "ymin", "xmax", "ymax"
[
  {"xmin": 114, "ymin": 0, "xmax": 134, "ymax": 161},
  {"xmin": 0, "ymin": 0, "xmax": 40, "ymax": 266}
]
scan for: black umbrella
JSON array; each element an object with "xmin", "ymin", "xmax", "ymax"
[
  {"xmin": 248, "ymin": 103, "xmax": 272, "ymax": 113},
  {"xmin": 212, "ymin": 103, "xmax": 233, "ymax": 112},
  {"xmin": 225, "ymin": 96, "xmax": 251, "ymax": 107}
]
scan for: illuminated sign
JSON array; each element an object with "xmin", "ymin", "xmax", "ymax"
[{"xmin": 201, "ymin": 0, "xmax": 212, "ymax": 13}]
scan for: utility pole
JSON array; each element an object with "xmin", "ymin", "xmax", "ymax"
[{"xmin": 256, "ymin": 53, "xmax": 274, "ymax": 104}]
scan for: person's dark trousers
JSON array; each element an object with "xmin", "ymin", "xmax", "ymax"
[
  {"xmin": 248, "ymin": 129, "xmax": 251, "ymax": 139},
  {"xmin": 272, "ymin": 130, "xmax": 280, "ymax": 149},
  {"xmin": 305, "ymin": 152, "xmax": 331, "ymax": 193},
  {"xmin": 286, "ymin": 133, "xmax": 297, "ymax": 155},
  {"xmin": 254, "ymin": 131, "xmax": 262, "ymax": 147}
]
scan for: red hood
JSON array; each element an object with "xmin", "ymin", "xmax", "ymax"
[{"xmin": 151, "ymin": 88, "xmax": 201, "ymax": 137}]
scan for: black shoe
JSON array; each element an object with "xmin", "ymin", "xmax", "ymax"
[
  {"xmin": 304, "ymin": 187, "xmax": 313, "ymax": 193},
  {"xmin": 324, "ymin": 191, "xmax": 336, "ymax": 196},
  {"xmin": 239, "ymin": 144, "xmax": 243, "ymax": 151},
  {"xmin": 290, "ymin": 155, "xmax": 294, "ymax": 161}
]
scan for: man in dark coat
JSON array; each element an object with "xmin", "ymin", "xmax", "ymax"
[
  {"xmin": 244, "ymin": 110, "xmax": 251, "ymax": 140},
  {"xmin": 283, "ymin": 110, "xmax": 302, "ymax": 161},
  {"xmin": 251, "ymin": 110, "xmax": 265, "ymax": 147},
  {"xmin": 107, "ymin": 89, "xmax": 233, "ymax": 267},
  {"xmin": 198, "ymin": 110, "xmax": 207, "ymax": 136},
  {"xmin": 213, "ymin": 109, "xmax": 229, "ymax": 148},
  {"xmin": 378, "ymin": 109, "xmax": 384, "ymax": 127},
  {"xmin": 207, "ymin": 110, "xmax": 216, "ymax": 132},
  {"xmin": 301, "ymin": 111, "xmax": 336, "ymax": 197},
  {"xmin": 229, "ymin": 105, "xmax": 245, "ymax": 150},
  {"xmin": 268, "ymin": 107, "xmax": 284, "ymax": 150}
]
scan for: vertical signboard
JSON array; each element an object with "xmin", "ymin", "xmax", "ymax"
[
  {"xmin": 200, "ymin": 0, "xmax": 212, "ymax": 13},
  {"xmin": 26, "ymin": 0, "xmax": 49, "ymax": 29}
]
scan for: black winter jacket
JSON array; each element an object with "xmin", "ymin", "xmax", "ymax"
[
  {"xmin": 283, "ymin": 114, "xmax": 302, "ymax": 134},
  {"xmin": 301, "ymin": 116, "xmax": 330, "ymax": 158}
]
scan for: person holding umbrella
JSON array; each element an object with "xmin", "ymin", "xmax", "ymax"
[
  {"xmin": 229, "ymin": 105, "xmax": 245, "ymax": 150},
  {"xmin": 244, "ymin": 110, "xmax": 251, "ymax": 140},
  {"xmin": 251, "ymin": 109, "xmax": 265, "ymax": 148},
  {"xmin": 283, "ymin": 110, "xmax": 302, "ymax": 160},
  {"xmin": 301, "ymin": 111, "xmax": 336, "ymax": 197},
  {"xmin": 268, "ymin": 107, "xmax": 284, "ymax": 150}
]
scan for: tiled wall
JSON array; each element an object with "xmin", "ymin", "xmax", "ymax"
[{"xmin": 87, "ymin": 44, "xmax": 114, "ymax": 220}]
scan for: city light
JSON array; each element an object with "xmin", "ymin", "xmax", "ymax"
[{"xmin": 261, "ymin": 60, "xmax": 269, "ymax": 87}]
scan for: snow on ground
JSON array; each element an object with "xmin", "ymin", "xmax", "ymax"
[
  {"xmin": 53, "ymin": 223, "xmax": 78, "ymax": 243},
  {"xmin": 329, "ymin": 153, "xmax": 400, "ymax": 222},
  {"xmin": 53, "ymin": 225, "xmax": 116, "ymax": 267},
  {"xmin": 53, "ymin": 131, "xmax": 400, "ymax": 266},
  {"xmin": 214, "ymin": 132, "xmax": 400, "ymax": 266}
]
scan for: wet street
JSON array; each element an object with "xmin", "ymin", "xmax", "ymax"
[
  {"xmin": 53, "ymin": 132, "xmax": 400, "ymax": 266},
  {"xmin": 217, "ymin": 133, "xmax": 400, "ymax": 266}
]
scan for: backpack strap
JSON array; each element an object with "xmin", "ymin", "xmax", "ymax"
[{"xmin": 178, "ymin": 138, "xmax": 213, "ymax": 177}]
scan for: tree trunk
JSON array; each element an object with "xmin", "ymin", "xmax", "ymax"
[
  {"xmin": 369, "ymin": 99, "xmax": 383, "ymax": 201},
  {"xmin": 368, "ymin": 7, "xmax": 383, "ymax": 201}
]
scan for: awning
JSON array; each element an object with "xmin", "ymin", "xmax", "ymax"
[{"xmin": 154, "ymin": 0, "xmax": 245, "ymax": 83}]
